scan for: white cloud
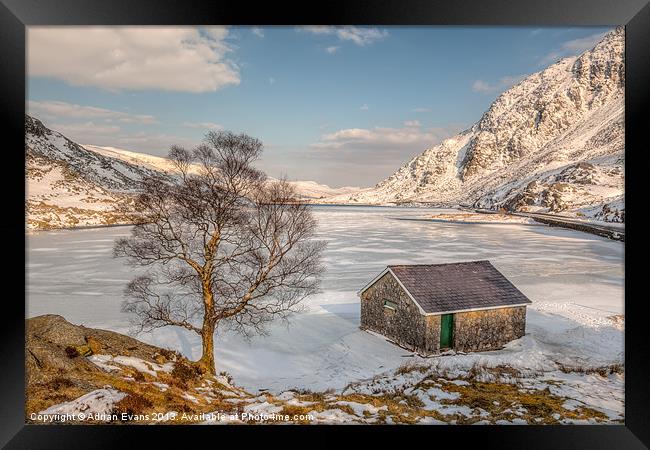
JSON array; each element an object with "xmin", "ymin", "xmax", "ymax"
[
  {"xmin": 51, "ymin": 121, "xmax": 121, "ymax": 137},
  {"xmin": 310, "ymin": 122, "xmax": 462, "ymax": 153},
  {"xmin": 251, "ymin": 27, "xmax": 264, "ymax": 38},
  {"xmin": 47, "ymin": 120, "xmax": 196, "ymax": 154},
  {"xmin": 472, "ymin": 74, "xmax": 527, "ymax": 94},
  {"xmin": 28, "ymin": 100, "xmax": 157, "ymax": 124},
  {"xmin": 182, "ymin": 121, "xmax": 223, "ymax": 130},
  {"xmin": 539, "ymin": 31, "xmax": 607, "ymax": 65},
  {"xmin": 360, "ymin": 104, "xmax": 369, "ymax": 111},
  {"xmin": 325, "ymin": 46, "xmax": 340, "ymax": 54},
  {"xmin": 269, "ymin": 77, "xmax": 276, "ymax": 85},
  {"xmin": 304, "ymin": 121, "xmax": 464, "ymax": 185},
  {"xmin": 297, "ymin": 26, "xmax": 388, "ymax": 46},
  {"xmin": 412, "ymin": 107, "xmax": 431, "ymax": 113},
  {"xmin": 111, "ymin": 131, "xmax": 197, "ymax": 152},
  {"xmin": 280, "ymin": 121, "xmax": 465, "ymax": 186},
  {"xmin": 28, "ymin": 27, "xmax": 240, "ymax": 93},
  {"xmin": 471, "ymin": 80, "xmax": 491, "ymax": 93},
  {"xmin": 335, "ymin": 27, "xmax": 388, "ymax": 46},
  {"xmin": 561, "ymin": 32, "xmax": 607, "ymax": 52}
]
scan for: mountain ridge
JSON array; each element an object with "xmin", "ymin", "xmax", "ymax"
[
  {"xmin": 26, "ymin": 116, "xmax": 360, "ymax": 230},
  {"xmin": 324, "ymin": 28, "xmax": 624, "ymax": 223}
]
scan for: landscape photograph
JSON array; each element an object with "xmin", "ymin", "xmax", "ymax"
[{"xmin": 26, "ymin": 25, "xmax": 624, "ymax": 425}]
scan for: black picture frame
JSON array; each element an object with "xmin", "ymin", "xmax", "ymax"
[{"xmin": 3, "ymin": 0, "xmax": 648, "ymax": 447}]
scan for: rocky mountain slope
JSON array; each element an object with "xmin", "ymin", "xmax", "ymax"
[
  {"xmin": 26, "ymin": 117, "xmax": 360, "ymax": 230},
  {"xmin": 26, "ymin": 116, "xmax": 163, "ymax": 230},
  {"xmin": 327, "ymin": 28, "xmax": 624, "ymax": 222}
]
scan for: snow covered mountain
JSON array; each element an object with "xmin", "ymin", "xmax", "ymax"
[
  {"xmin": 326, "ymin": 28, "xmax": 625, "ymax": 222},
  {"xmin": 83, "ymin": 145, "xmax": 360, "ymax": 200},
  {"xmin": 26, "ymin": 117, "xmax": 359, "ymax": 230},
  {"xmin": 26, "ymin": 116, "xmax": 166, "ymax": 230}
]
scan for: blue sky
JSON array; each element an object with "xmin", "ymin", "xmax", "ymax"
[{"xmin": 27, "ymin": 26, "xmax": 612, "ymax": 187}]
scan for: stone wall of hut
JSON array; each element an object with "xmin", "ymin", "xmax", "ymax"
[
  {"xmin": 360, "ymin": 272, "xmax": 440, "ymax": 354},
  {"xmin": 452, "ymin": 306, "xmax": 527, "ymax": 352},
  {"xmin": 360, "ymin": 273, "xmax": 528, "ymax": 355}
]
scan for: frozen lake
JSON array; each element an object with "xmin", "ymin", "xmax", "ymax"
[{"xmin": 26, "ymin": 206, "xmax": 624, "ymax": 392}]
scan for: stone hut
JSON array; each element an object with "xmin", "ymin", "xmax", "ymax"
[{"xmin": 358, "ymin": 260, "xmax": 532, "ymax": 355}]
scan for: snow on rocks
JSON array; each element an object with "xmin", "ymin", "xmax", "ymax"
[
  {"xmin": 417, "ymin": 416, "xmax": 446, "ymax": 424},
  {"xmin": 334, "ymin": 401, "xmax": 387, "ymax": 416},
  {"xmin": 151, "ymin": 382, "xmax": 169, "ymax": 392},
  {"xmin": 86, "ymin": 355, "xmax": 122, "ymax": 373},
  {"xmin": 306, "ymin": 408, "xmax": 361, "ymax": 424},
  {"xmin": 88, "ymin": 354, "xmax": 174, "ymax": 377},
  {"xmin": 273, "ymin": 391, "xmax": 316, "ymax": 407},
  {"xmin": 242, "ymin": 401, "xmax": 284, "ymax": 415},
  {"xmin": 182, "ymin": 393, "xmax": 200, "ymax": 404},
  {"xmin": 425, "ymin": 387, "xmax": 460, "ymax": 402},
  {"xmin": 38, "ymin": 388, "xmax": 126, "ymax": 419}
]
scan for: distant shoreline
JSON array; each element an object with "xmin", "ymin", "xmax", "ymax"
[
  {"xmin": 26, "ymin": 222, "xmax": 135, "ymax": 234},
  {"xmin": 27, "ymin": 204, "xmax": 443, "ymax": 234},
  {"xmin": 25, "ymin": 205, "xmax": 625, "ymax": 242},
  {"xmin": 392, "ymin": 217, "xmax": 540, "ymax": 226},
  {"xmin": 308, "ymin": 203, "xmax": 451, "ymax": 208}
]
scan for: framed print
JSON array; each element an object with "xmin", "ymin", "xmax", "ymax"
[{"xmin": 2, "ymin": 0, "xmax": 649, "ymax": 447}]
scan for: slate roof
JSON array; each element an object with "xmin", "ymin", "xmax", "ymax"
[{"xmin": 377, "ymin": 260, "xmax": 531, "ymax": 314}]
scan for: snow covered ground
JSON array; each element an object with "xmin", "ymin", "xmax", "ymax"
[{"xmin": 26, "ymin": 206, "xmax": 624, "ymax": 409}]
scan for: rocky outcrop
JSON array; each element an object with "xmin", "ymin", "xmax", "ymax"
[
  {"xmin": 26, "ymin": 315, "xmax": 164, "ymax": 386},
  {"xmin": 25, "ymin": 315, "xmax": 243, "ymax": 424}
]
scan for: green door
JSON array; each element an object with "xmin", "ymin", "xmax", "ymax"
[{"xmin": 440, "ymin": 314, "xmax": 454, "ymax": 349}]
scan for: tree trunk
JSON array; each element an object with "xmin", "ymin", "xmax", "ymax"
[
  {"xmin": 197, "ymin": 269, "xmax": 217, "ymax": 376},
  {"xmin": 196, "ymin": 318, "xmax": 217, "ymax": 376}
]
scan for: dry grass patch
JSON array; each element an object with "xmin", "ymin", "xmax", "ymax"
[
  {"xmin": 112, "ymin": 393, "xmax": 153, "ymax": 419},
  {"xmin": 334, "ymin": 391, "xmax": 446, "ymax": 424},
  {"xmin": 92, "ymin": 371, "xmax": 241, "ymax": 424},
  {"xmin": 277, "ymin": 404, "xmax": 317, "ymax": 424},
  {"xmin": 170, "ymin": 359, "xmax": 203, "ymax": 384},
  {"xmin": 557, "ymin": 363, "xmax": 623, "ymax": 377},
  {"xmin": 288, "ymin": 388, "xmax": 331, "ymax": 403},
  {"xmin": 395, "ymin": 363, "xmax": 429, "ymax": 376},
  {"xmin": 438, "ymin": 379, "xmax": 610, "ymax": 424},
  {"xmin": 26, "ymin": 381, "xmax": 89, "ymax": 418}
]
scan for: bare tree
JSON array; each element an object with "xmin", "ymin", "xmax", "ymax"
[{"xmin": 114, "ymin": 131, "xmax": 325, "ymax": 376}]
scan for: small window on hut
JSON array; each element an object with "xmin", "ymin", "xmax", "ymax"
[{"xmin": 383, "ymin": 299, "xmax": 397, "ymax": 310}]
